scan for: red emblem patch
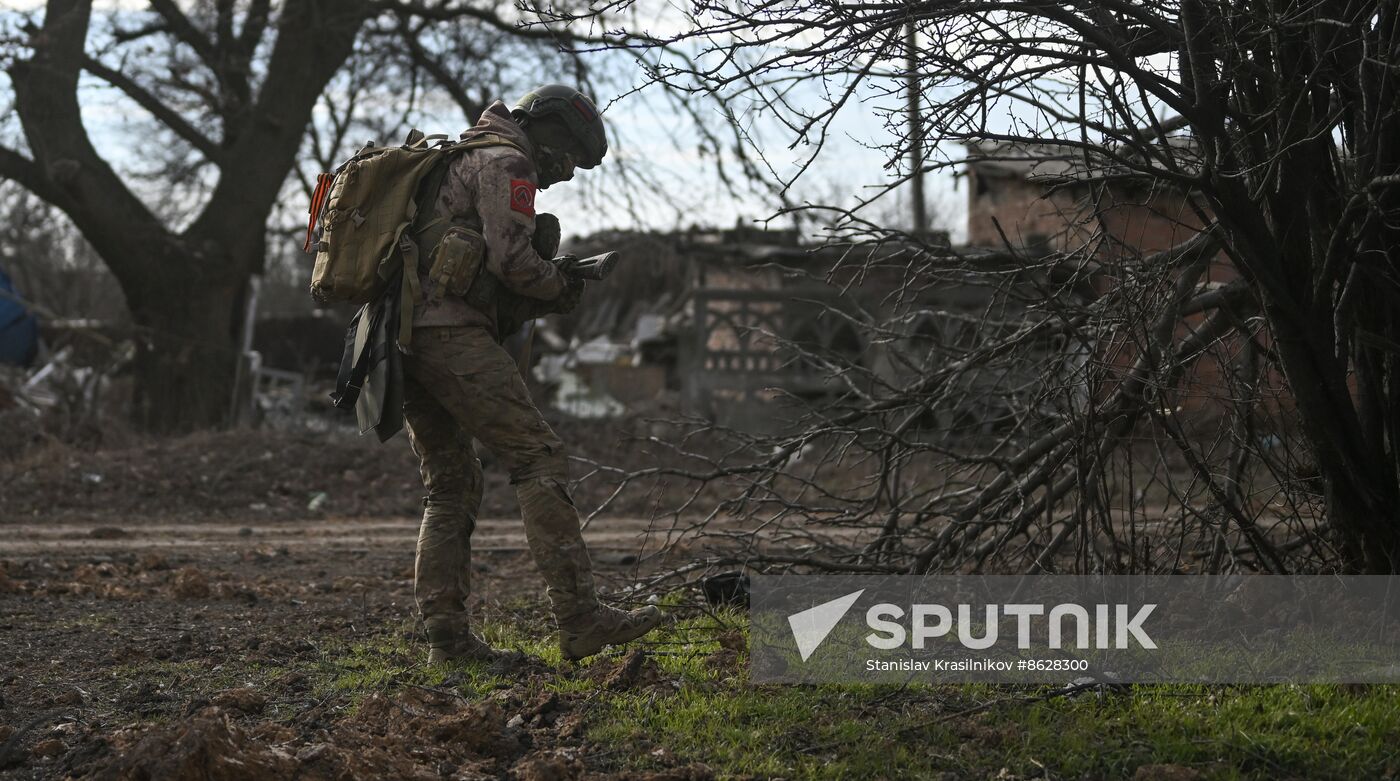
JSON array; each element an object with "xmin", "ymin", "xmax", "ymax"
[{"xmin": 509, "ymin": 179, "xmax": 536, "ymax": 217}]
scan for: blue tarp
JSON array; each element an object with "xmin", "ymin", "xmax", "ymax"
[{"xmin": 0, "ymin": 266, "xmax": 38, "ymax": 367}]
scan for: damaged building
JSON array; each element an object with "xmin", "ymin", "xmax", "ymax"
[
  {"xmin": 6, "ymin": 139, "xmax": 1257, "ymax": 436},
  {"xmin": 534, "ymin": 139, "xmax": 1263, "ymax": 433},
  {"xmin": 543, "ymin": 225, "xmax": 1023, "ymax": 433}
]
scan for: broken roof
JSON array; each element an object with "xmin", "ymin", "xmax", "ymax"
[{"xmin": 965, "ymin": 137, "xmax": 1201, "ymax": 184}]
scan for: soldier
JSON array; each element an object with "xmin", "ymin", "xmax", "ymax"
[{"xmin": 403, "ymin": 84, "xmax": 661, "ymax": 663}]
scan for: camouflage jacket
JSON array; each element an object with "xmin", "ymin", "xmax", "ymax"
[{"xmin": 411, "ymin": 102, "xmax": 567, "ymax": 336}]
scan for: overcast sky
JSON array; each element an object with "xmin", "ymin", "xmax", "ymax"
[{"xmin": 1, "ymin": 0, "xmax": 968, "ymax": 248}]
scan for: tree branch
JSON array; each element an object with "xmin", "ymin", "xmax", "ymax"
[
  {"xmin": 380, "ymin": 0, "xmax": 603, "ymax": 44},
  {"xmin": 8, "ymin": 0, "xmax": 163, "ymax": 278},
  {"xmin": 0, "ymin": 145, "xmax": 70, "ymax": 211},
  {"xmin": 81, "ymin": 55, "xmax": 222, "ymax": 162},
  {"xmin": 393, "ymin": 16, "xmax": 485, "ymax": 122},
  {"xmin": 148, "ymin": 0, "xmax": 219, "ymax": 71}
]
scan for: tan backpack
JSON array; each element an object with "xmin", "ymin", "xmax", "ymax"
[{"xmin": 304, "ymin": 129, "xmax": 523, "ymax": 346}]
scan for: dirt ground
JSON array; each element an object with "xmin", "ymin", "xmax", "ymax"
[
  {"xmin": 0, "ymin": 417, "xmax": 702, "ymax": 525},
  {"xmin": 5, "ymin": 428, "xmax": 1399, "ymax": 780},
  {"xmin": 0, "ymin": 427, "xmax": 725, "ymax": 780}
]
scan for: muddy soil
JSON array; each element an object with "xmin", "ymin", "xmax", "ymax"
[
  {"xmin": 0, "ymin": 428, "xmax": 730, "ymax": 780},
  {"xmin": 0, "ymin": 523, "xmax": 717, "ymax": 780}
]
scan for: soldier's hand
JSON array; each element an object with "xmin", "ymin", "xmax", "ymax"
[
  {"xmin": 551, "ymin": 253, "xmax": 580, "ymax": 276},
  {"xmin": 555, "ymin": 271, "xmax": 586, "ymax": 315},
  {"xmin": 532, "ymin": 212, "xmax": 561, "ymax": 260}
]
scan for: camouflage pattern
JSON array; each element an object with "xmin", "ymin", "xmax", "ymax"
[
  {"xmin": 403, "ymin": 101, "xmax": 638, "ymax": 654},
  {"xmin": 531, "ymin": 212, "xmax": 561, "ymax": 260},
  {"xmin": 403, "ymin": 326, "xmax": 599, "ymax": 632},
  {"xmin": 494, "ymin": 211, "xmax": 571, "ymax": 339},
  {"xmin": 412, "ymin": 102, "xmax": 566, "ymax": 337}
]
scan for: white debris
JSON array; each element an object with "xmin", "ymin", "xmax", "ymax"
[{"xmin": 552, "ymin": 369, "xmax": 626, "ymax": 419}]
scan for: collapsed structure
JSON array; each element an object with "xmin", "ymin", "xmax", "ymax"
[
  {"xmin": 530, "ymin": 139, "xmax": 1250, "ymax": 431},
  {"xmin": 5, "ymin": 140, "xmax": 1261, "ymax": 434}
]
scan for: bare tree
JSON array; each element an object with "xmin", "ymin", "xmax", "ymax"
[
  {"xmin": 538, "ymin": 1, "xmax": 1400, "ymax": 574},
  {"xmin": 0, "ymin": 0, "xmax": 597, "ymax": 431},
  {"xmin": 0, "ymin": 184, "xmax": 124, "ymax": 323}
]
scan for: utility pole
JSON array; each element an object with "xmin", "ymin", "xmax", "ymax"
[{"xmin": 907, "ymin": 20, "xmax": 928, "ymax": 236}]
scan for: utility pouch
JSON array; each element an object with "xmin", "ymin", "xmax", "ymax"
[{"xmin": 426, "ymin": 225, "xmax": 486, "ymax": 298}]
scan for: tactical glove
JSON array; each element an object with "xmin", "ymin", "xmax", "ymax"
[
  {"xmin": 552, "ymin": 255, "xmax": 586, "ymax": 315},
  {"xmin": 555, "ymin": 276, "xmax": 585, "ymax": 315},
  {"xmin": 532, "ymin": 212, "xmax": 561, "ymax": 260}
]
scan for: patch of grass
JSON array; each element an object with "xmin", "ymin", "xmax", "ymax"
[
  {"xmin": 305, "ymin": 632, "xmax": 520, "ymax": 700},
  {"xmin": 483, "ymin": 614, "xmax": 564, "ymax": 666},
  {"xmin": 1014, "ymin": 683, "xmax": 1400, "ymax": 780},
  {"xmin": 275, "ymin": 607, "xmax": 1400, "ymax": 780},
  {"xmin": 592, "ymin": 685, "xmax": 960, "ymax": 779},
  {"xmin": 72, "ymin": 611, "xmax": 120, "ymax": 630},
  {"xmin": 583, "ymin": 611, "xmax": 1400, "ymax": 780}
]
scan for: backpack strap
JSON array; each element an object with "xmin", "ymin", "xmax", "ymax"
[
  {"xmin": 453, "ymin": 132, "xmax": 528, "ymax": 157},
  {"xmin": 397, "ymin": 133, "xmax": 527, "ymax": 331},
  {"xmin": 395, "ymin": 154, "xmax": 460, "ymax": 346},
  {"xmin": 410, "ymin": 160, "xmax": 454, "ymax": 246},
  {"xmin": 396, "ymin": 232, "xmax": 420, "ymax": 349}
]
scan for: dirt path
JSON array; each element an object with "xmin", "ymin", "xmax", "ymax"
[{"xmin": 0, "ymin": 516, "xmax": 682, "ymax": 557}]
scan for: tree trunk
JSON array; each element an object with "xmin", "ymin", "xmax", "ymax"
[
  {"xmin": 112, "ymin": 235, "xmax": 254, "ymax": 433},
  {"xmin": 127, "ymin": 290, "xmax": 241, "ymax": 433},
  {"xmin": 2, "ymin": 0, "xmax": 372, "ymax": 432}
]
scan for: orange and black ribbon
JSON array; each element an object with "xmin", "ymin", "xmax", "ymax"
[{"xmin": 302, "ymin": 173, "xmax": 335, "ymax": 253}]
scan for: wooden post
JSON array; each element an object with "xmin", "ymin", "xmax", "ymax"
[{"xmin": 907, "ymin": 21, "xmax": 928, "ymax": 236}]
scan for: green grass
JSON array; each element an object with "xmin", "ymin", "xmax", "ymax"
[
  {"xmin": 580, "ymin": 609, "xmax": 1400, "ymax": 780},
  {"xmin": 91, "ymin": 606, "xmax": 1400, "ymax": 779},
  {"xmin": 291, "ymin": 607, "xmax": 1400, "ymax": 779},
  {"xmin": 1013, "ymin": 683, "xmax": 1400, "ymax": 779}
]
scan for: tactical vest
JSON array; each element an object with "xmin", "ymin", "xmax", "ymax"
[
  {"xmin": 408, "ymin": 153, "xmax": 508, "ymax": 318},
  {"xmin": 307, "ymin": 129, "xmax": 524, "ymax": 347}
]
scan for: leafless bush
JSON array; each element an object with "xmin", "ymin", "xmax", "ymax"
[{"xmin": 541, "ymin": 0, "xmax": 1398, "ymax": 574}]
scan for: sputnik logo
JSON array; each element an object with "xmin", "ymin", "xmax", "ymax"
[{"xmin": 788, "ymin": 589, "xmax": 864, "ymax": 661}]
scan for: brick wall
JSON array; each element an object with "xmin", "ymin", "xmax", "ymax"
[{"xmin": 968, "ymin": 166, "xmax": 1295, "ymax": 426}]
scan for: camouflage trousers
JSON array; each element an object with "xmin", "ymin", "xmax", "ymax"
[{"xmin": 402, "ymin": 326, "xmax": 598, "ymax": 634}]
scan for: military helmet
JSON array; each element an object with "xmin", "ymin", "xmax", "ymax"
[{"xmin": 512, "ymin": 84, "xmax": 608, "ymax": 169}]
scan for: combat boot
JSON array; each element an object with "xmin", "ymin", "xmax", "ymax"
[
  {"xmin": 425, "ymin": 618, "xmax": 507, "ymax": 664},
  {"xmin": 558, "ymin": 603, "xmax": 664, "ymax": 661}
]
